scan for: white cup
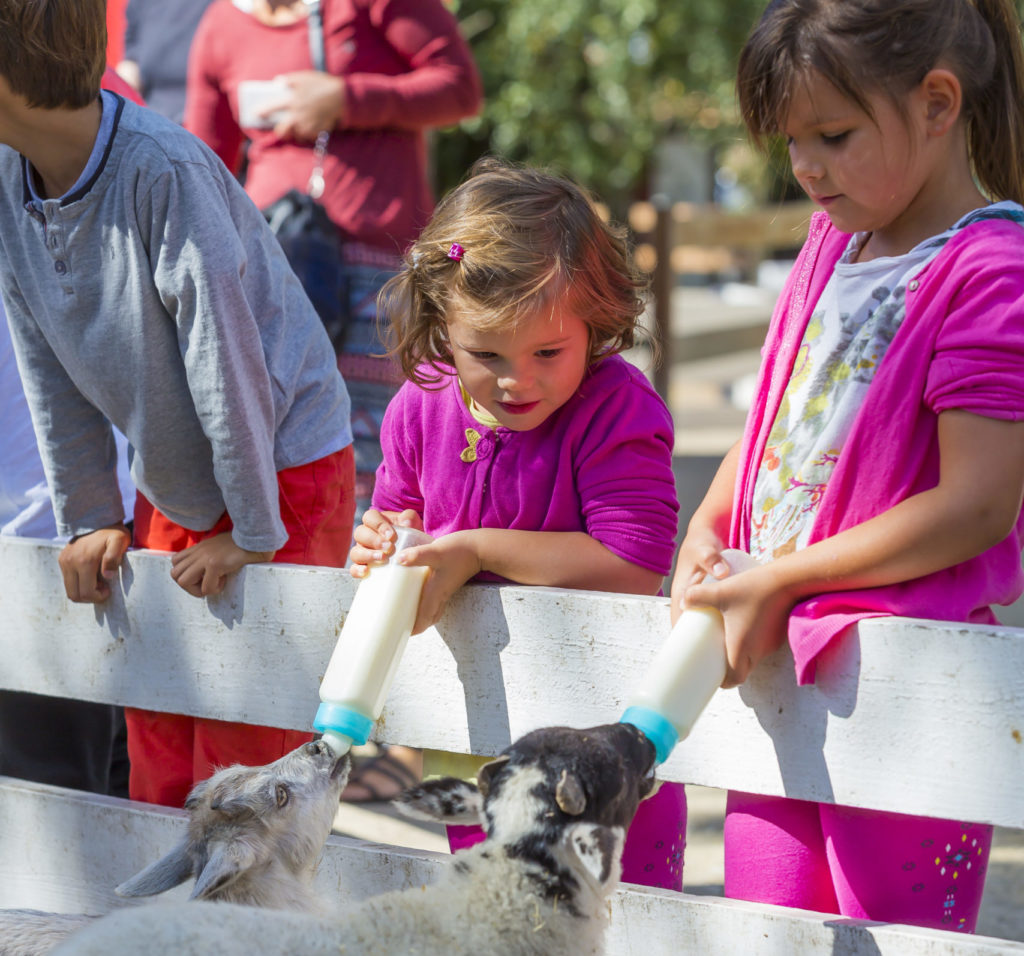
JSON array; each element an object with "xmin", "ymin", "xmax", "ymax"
[{"xmin": 237, "ymin": 79, "xmax": 290, "ymax": 129}]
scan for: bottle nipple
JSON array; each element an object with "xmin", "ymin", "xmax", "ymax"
[{"xmin": 320, "ymin": 730, "xmax": 354, "ymax": 757}]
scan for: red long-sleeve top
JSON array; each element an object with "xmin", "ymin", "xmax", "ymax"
[{"xmin": 185, "ymin": 0, "xmax": 482, "ymax": 252}]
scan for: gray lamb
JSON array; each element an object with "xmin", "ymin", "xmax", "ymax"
[
  {"xmin": 0, "ymin": 738, "xmax": 350, "ymax": 955},
  {"xmin": 56, "ymin": 722, "xmax": 657, "ymax": 956}
]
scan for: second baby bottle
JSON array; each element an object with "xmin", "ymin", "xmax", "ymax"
[
  {"xmin": 314, "ymin": 526, "xmax": 433, "ymax": 756},
  {"xmin": 621, "ymin": 548, "xmax": 761, "ymax": 764}
]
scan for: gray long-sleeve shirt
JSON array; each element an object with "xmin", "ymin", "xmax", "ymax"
[{"xmin": 0, "ymin": 94, "xmax": 352, "ymax": 551}]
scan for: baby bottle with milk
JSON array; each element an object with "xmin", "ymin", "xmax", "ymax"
[
  {"xmin": 620, "ymin": 549, "xmax": 761, "ymax": 764},
  {"xmin": 314, "ymin": 526, "xmax": 433, "ymax": 756}
]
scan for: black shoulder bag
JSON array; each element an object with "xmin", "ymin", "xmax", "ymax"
[{"xmin": 261, "ymin": 0, "xmax": 350, "ymax": 351}]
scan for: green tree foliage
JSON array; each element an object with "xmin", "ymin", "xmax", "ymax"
[
  {"xmin": 435, "ymin": 0, "xmax": 765, "ymax": 211},
  {"xmin": 435, "ymin": 1, "xmax": 1024, "ymax": 212}
]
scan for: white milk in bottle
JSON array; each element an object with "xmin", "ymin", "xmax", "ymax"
[
  {"xmin": 314, "ymin": 526, "xmax": 433, "ymax": 756},
  {"xmin": 620, "ymin": 548, "xmax": 761, "ymax": 764}
]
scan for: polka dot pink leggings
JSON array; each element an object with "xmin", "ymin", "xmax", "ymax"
[{"xmin": 724, "ymin": 791, "xmax": 992, "ymax": 932}]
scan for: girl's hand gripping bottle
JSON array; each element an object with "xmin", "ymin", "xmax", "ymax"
[
  {"xmin": 314, "ymin": 527, "xmax": 433, "ymax": 756},
  {"xmin": 620, "ymin": 549, "xmax": 760, "ymax": 764}
]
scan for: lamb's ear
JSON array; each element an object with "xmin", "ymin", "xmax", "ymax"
[
  {"xmin": 190, "ymin": 841, "xmax": 258, "ymax": 900},
  {"xmin": 183, "ymin": 777, "xmax": 211, "ymax": 811},
  {"xmin": 555, "ymin": 768, "xmax": 586, "ymax": 815},
  {"xmin": 392, "ymin": 777, "xmax": 485, "ymax": 825},
  {"xmin": 475, "ymin": 754, "xmax": 509, "ymax": 798},
  {"xmin": 557, "ymin": 824, "xmax": 624, "ymax": 895},
  {"xmin": 115, "ymin": 840, "xmax": 194, "ymax": 898}
]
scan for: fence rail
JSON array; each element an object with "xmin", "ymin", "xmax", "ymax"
[
  {"xmin": 1, "ymin": 538, "xmax": 1021, "ymax": 954},
  {"xmin": 627, "ymin": 199, "xmax": 817, "ymax": 397}
]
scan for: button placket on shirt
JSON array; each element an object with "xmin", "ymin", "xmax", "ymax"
[
  {"xmin": 43, "ymin": 204, "xmax": 73, "ymax": 291},
  {"xmin": 462, "ymin": 430, "xmax": 493, "ymax": 527},
  {"xmin": 473, "ymin": 432, "xmax": 495, "ymax": 496}
]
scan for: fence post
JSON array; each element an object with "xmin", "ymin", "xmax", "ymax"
[{"xmin": 651, "ymin": 195, "xmax": 672, "ymax": 403}]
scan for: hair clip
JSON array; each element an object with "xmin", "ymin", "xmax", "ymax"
[{"xmin": 447, "ymin": 242, "xmax": 465, "ymax": 261}]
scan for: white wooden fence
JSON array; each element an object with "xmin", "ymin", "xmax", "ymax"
[{"xmin": 1, "ymin": 537, "xmax": 1022, "ymax": 954}]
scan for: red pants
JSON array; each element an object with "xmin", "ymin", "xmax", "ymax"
[{"xmin": 126, "ymin": 445, "xmax": 355, "ymax": 807}]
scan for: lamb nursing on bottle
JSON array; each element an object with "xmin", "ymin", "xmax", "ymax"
[
  {"xmin": 0, "ymin": 738, "xmax": 351, "ymax": 956},
  {"xmin": 56, "ymin": 722, "xmax": 657, "ymax": 956}
]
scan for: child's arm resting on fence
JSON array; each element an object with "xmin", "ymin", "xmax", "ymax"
[
  {"xmin": 398, "ymin": 528, "xmax": 663, "ymax": 635},
  {"xmin": 685, "ymin": 411, "xmax": 1024, "ymax": 688},
  {"xmin": 669, "ymin": 439, "xmax": 741, "ymax": 625}
]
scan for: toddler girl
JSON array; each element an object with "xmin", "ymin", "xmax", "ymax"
[
  {"xmin": 349, "ymin": 157, "xmax": 685, "ymax": 890},
  {"xmin": 673, "ymin": 0, "xmax": 1024, "ymax": 931}
]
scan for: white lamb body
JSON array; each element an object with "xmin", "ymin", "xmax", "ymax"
[
  {"xmin": 57, "ymin": 824, "xmax": 616, "ymax": 955},
  {"xmin": 58, "ymin": 723, "xmax": 657, "ymax": 956},
  {"xmin": 0, "ymin": 914, "xmax": 96, "ymax": 956}
]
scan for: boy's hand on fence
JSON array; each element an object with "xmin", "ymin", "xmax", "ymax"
[
  {"xmin": 349, "ymin": 508, "xmax": 423, "ymax": 578},
  {"xmin": 59, "ymin": 524, "xmax": 131, "ymax": 603},
  {"xmin": 683, "ymin": 564, "xmax": 790, "ymax": 688},
  {"xmin": 669, "ymin": 526, "xmax": 730, "ymax": 625},
  {"xmin": 170, "ymin": 533, "xmax": 275, "ymax": 598},
  {"xmin": 395, "ymin": 531, "xmax": 481, "ymax": 635}
]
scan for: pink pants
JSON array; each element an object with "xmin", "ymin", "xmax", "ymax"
[
  {"xmin": 724, "ymin": 791, "xmax": 992, "ymax": 932},
  {"xmin": 448, "ymin": 780, "xmax": 687, "ymax": 891}
]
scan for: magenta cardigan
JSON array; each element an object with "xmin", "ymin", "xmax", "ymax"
[
  {"xmin": 374, "ymin": 354, "xmax": 680, "ymax": 578},
  {"xmin": 733, "ymin": 211, "xmax": 1024, "ymax": 683}
]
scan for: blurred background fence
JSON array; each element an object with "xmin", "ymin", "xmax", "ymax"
[{"xmin": 628, "ymin": 198, "xmax": 816, "ymax": 398}]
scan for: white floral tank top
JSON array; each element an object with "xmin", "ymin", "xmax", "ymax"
[{"xmin": 750, "ymin": 202, "xmax": 1024, "ymax": 561}]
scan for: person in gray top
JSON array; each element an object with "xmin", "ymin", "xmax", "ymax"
[
  {"xmin": 0, "ymin": 0, "xmax": 353, "ymax": 606},
  {"xmin": 0, "ymin": 0, "xmax": 355, "ymax": 808}
]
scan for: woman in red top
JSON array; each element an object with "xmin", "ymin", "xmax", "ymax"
[{"xmin": 185, "ymin": 0, "xmax": 481, "ymax": 511}]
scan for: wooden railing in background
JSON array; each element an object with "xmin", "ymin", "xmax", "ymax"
[{"xmin": 627, "ymin": 199, "xmax": 817, "ymax": 398}]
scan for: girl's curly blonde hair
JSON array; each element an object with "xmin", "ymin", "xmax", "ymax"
[{"xmin": 380, "ymin": 157, "xmax": 650, "ymax": 386}]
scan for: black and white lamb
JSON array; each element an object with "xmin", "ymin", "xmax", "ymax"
[
  {"xmin": 56, "ymin": 721, "xmax": 658, "ymax": 956},
  {"xmin": 0, "ymin": 738, "xmax": 350, "ymax": 956}
]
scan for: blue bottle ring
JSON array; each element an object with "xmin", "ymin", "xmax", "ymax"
[
  {"xmin": 313, "ymin": 702, "xmax": 374, "ymax": 746},
  {"xmin": 620, "ymin": 706, "xmax": 679, "ymax": 765}
]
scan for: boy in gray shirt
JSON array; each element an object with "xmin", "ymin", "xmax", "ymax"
[{"xmin": 0, "ymin": 0, "xmax": 354, "ymax": 806}]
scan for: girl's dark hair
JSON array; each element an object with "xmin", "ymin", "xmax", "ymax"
[
  {"xmin": 736, "ymin": 0, "xmax": 1024, "ymax": 203},
  {"xmin": 380, "ymin": 157, "xmax": 650, "ymax": 386},
  {"xmin": 0, "ymin": 0, "xmax": 107, "ymax": 110}
]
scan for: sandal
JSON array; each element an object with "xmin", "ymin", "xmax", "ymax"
[{"xmin": 340, "ymin": 747, "xmax": 421, "ymax": 803}]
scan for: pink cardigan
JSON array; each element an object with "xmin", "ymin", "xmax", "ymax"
[
  {"xmin": 374, "ymin": 355, "xmax": 680, "ymax": 577},
  {"xmin": 733, "ymin": 211, "xmax": 1024, "ymax": 683}
]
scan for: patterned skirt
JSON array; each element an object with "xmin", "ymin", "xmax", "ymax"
[{"xmin": 335, "ymin": 242, "xmax": 404, "ymax": 524}]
